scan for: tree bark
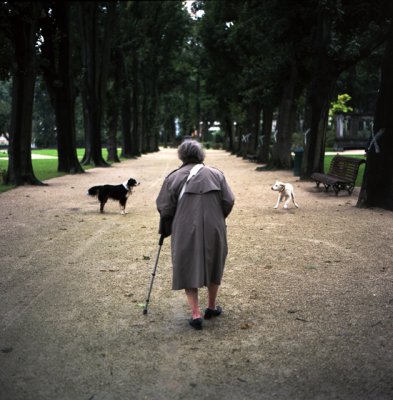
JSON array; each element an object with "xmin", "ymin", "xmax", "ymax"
[
  {"xmin": 221, "ymin": 114, "xmax": 234, "ymax": 152},
  {"xmin": 161, "ymin": 98, "xmax": 176, "ymax": 147},
  {"xmin": 40, "ymin": 1, "xmax": 84, "ymax": 174},
  {"xmin": 270, "ymin": 63, "xmax": 298, "ymax": 169},
  {"xmin": 79, "ymin": 2, "xmax": 116, "ymax": 167},
  {"xmin": 235, "ymin": 121, "xmax": 244, "ymax": 155},
  {"xmin": 258, "ymin": 105, "xmax": 273, "ymax": 163},
  {"xmin": 301, "ymin": 74, "xmax": 334, "ymax": 178},
  {"xmin": 241, "ymin": 103, "xmax": 261, "ymax": 158},
  {"xmin": 141, "ymin": 75, "xmax": 149, "ymax": 154},
  {"xmin": 149, "ymin": 77, "xmax": 159, "ymax": 152},
  {"xmin": 357, "ymin": 23, "xmax": 393, "ymax": 210},
  {"xmin": 121, "ymin": 85, "xmax": 133, "ymax": 158},
  {"xmin": 106, "ymin": 76, "xmax": 120, "ymax": 163},
  {"xmin": 6, "ymin": 3, "xmax": 43, "ymax": 186},
  {"xmin": 300, "ymin": 9, "xmax": 336, "ymax": 179},
  {"xmin": 116, "ymin": 48, "xmax": 133, "ymax": 159},
  {"xmin": 130, "ymin": 50, "xmax": 141, "ymax": 157}
]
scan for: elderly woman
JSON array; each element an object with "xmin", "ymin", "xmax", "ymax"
[{"xmin": 156, "ymin": 140, "xmax": 235, "ymax": 330}]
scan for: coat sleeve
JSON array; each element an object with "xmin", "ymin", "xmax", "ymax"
[
  {"xmin": 156, "ymin": 177, "xmax": 178, "ymax": 218},
  {"xmin": 220, "ymin": 175, "xmax": 235, "ymax": 218}
]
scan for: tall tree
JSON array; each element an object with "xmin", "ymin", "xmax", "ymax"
[
  {"xmin": 78, "ymin": 1, "xmax": 116, "ymax": 167},
  {"xmin": 271, "ymin": 62, "xmax": 299, "ymax": 169},
  {"xmin": 114, "ymin": 1, "xmax": 139, "ymax": 158},
  {"xmin": 357, "ymin": 21, "xmax": 393, "ymax": 210},
  {"xmin": 32, "ymin": 78, "xmax": 56, "ymax": 148},
  {"xmin": 198, "ymin": 0, "xmax": 242, "ymax": 152},
  {"xmin": 137, "ymin": 0, "xmax": 190, "ymax": 152},
  {"xmin": 40, "ymin": 1, "xmax": 84, "ymax": 174},
  {"xmin": 258, "ymin": 106, "xmax": 273, "ymax": 163},
  {"xmin": 301, "ymin": 0, "xmax": 390, "ymax": 179},
  {"xmin": 105, "ymin": 49, "xmax": 121, "ymax": 163},
  {"xmin": 4, "ymin": 2, "xmax": 43, "ymax": 185}
]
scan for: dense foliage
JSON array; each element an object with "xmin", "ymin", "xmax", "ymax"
[{"xmin": 0, "ymin": 1, "xmax": 392, "ymax": 208}]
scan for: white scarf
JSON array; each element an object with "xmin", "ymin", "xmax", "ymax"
[{"xmin": 179, "ymin": 164, "xmax": 204, "ymax": 200}]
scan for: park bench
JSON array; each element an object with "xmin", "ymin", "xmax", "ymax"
[
  {"xmin": 311, "ymin": 155, "xmax": 365, "ymax": 195},
  {"xmin": 246, "ymin": 153, "xmax": 258, "ymax": 162}
]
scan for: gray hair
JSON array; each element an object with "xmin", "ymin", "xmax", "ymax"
[{"xmin": 177, "ymin": 140, "xmax": 205, "ymax": 164}]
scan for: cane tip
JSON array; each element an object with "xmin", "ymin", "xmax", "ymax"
[{"xmin": 143, "ymin": 309, "xmax": 147, "ymax": 315}]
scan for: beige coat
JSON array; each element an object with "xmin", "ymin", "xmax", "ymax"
[{"xmin": 156, "ymin": 163, "xmax": 235, "ymax": 290}]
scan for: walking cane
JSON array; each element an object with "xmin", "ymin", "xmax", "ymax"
[{"xmin": 143, "ymin": 234, "xmax": 165, "ymax": 315}]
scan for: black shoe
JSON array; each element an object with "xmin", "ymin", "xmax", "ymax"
[
  {"xmin": 204, "ymin": 306, "xmax": 223, "ymax": 319},
  {"xmin": 189, "ymin": 317, "xmax": 203, "ymax": 330}
]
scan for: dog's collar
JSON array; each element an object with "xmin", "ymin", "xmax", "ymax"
[{"xmin": 122, "ymin": 181, "xmax": 129, "ymax": 190}]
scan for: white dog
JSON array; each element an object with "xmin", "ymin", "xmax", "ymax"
[{"xmin": 271, "ymin": 181, "xmax": 299, "ymax": 209}]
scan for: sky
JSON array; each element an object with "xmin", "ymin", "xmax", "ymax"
[{"xmin": 183, "ymin": 1, "xmax": 204, "ymax": 19}]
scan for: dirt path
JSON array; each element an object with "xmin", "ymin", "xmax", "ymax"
[{"xmin": 0, "ymin": 148, "xmax": 392, "ymax": 400}]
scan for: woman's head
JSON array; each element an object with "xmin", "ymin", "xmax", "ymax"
[{"xmin": 178, "ymin": 140, "xmax": 205, "ymax": 164}]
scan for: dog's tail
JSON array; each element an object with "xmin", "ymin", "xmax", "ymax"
[{"xmin": 87, "ymin": 186, "xmax": 101, "ymax": 196}]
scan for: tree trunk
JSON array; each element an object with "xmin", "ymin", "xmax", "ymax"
[
  {"xmin": 106, "ymin": 82, "xmax": 120, "ymax": 163},
  {"xmin": 117, "ymin": 48, "xmax": 133, "ymax": 159},
  {"xmin": 357, "ymin": 24, "xmax": 393, "ymax": 210},
  {"xmin": 141, "ymin": 76, "xmax": 149, "ymax": 154},
  {"xmin": 235, "ymin": 121, "xmax": 244, "ymax": 155},
  {"xmin": 40, "ymin": 1, "xmax": 84, "ymax": 174},
  {"xmin": 56, "ymin": 95, "xmax": 84, "ymax": 173},
  {"xmin": 166, "ymin": 114, "xmax": 177, "ymax": 146},
  {"xmin": 201, "ymin": 119, "xmax": 210, "ymax": 143},
  {"xmin": 130, "ymin": 51, "xmax": 141, "ymax": 157},
  {"xmin": 258, "ymin": 105, "xmax": 273, "ymax": 163},
  {"xmin": 300, "ymin": 75, "xmax": 334, "ymax": 178},
  {"xmin": 270, "ymin": 63, "xmax": 298, "ymax": 169},
  {"xmin": 149, "ymin": 77, "xmax": 159, "ymax": 152},
  {"xmin": 79, "ymin": 2, "xmax": 116, "ymax": 167},
  {"xmin": 160, "ymin": 100, "xmax": 175, "ymax": 148},
  {"xmin": 242, "ymin": 103, "xmax": 261, "ymax": 158},
  {"xmin": 121, "ymin": 86, "xmax": 133, "ymax": 158},
  {"xmin": 195, "ymin": 67, "xmax": 201, "ymax": 137},
  {"xmin": 6, "ymin": 3, "xmax": 43, "ymax": 186},
  {"xmin": 221, "ymin": 114, "xmax": 234, "ymax": 152}
]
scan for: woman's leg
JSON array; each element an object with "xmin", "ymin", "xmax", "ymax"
[
  {"xmin": 207, "ymin": 283, "xmax": 220, "ymax": 310},
  {"xmin": 185, "ymin": 288, "xmax": 201, "ymax": 319}
]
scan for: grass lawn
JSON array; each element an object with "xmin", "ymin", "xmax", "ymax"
[{"xmin": 0, "ymin": 149, "xmax": 123, "ymax": 193}]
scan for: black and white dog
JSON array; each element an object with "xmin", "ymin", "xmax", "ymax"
[{"xmin": 88, "ymin": 178, "xmax": 140, "ymax": 214}]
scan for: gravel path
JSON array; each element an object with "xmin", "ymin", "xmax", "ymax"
[{"xmin": 0, "ymin": 148, "xmax": 392, "ymax": 400}]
